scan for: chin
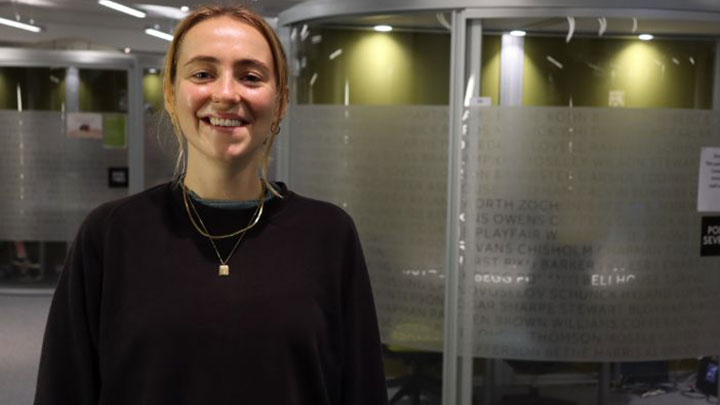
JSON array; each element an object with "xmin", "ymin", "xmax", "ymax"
[{"xmin": 214, "ymin": 144, "xmax": 263, "ymax": 165}]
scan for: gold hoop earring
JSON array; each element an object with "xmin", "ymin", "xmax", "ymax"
[{"xmin": 270, "ymin": 122, "xmax": 281, "ymax": 135}]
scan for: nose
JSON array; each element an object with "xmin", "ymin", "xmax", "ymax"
[{"xmin": 211, "ymin": 72, "xmax": 241, "ymax": 104}]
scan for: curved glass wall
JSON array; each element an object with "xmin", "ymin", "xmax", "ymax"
[
  {"xmin": 284, "ymin": 5, "xmax": 720, "ymax": 404},
  {"xmin": 290, "ymin": 12, "xmax": 451, "ymax": 403},
  {"xmin": 458, "ymin": 16, "xmax": 720, "ymax": 404}
]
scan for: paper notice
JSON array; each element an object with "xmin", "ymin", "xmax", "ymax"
[{"xmin": 698, "ymin": 147, "xmax": 720, "ymax": 212}]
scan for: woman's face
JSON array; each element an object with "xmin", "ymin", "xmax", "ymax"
[{"xmin": 173, "ymin": 16, "xmax": 277, "ymax": 166}]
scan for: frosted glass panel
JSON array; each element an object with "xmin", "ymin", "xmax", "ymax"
[
  {"xmin": 461, "ymin": 106, "xmax": 720, "ymax": 361},
  {"xmin": 290, "ymin": 105, "xmax": 448, "ymax": 349},
  {"xmin": 0, "ymin": 110, "xmax": 127, "ymax": 242},
  {"xmin": 144, "ymin": 112, "xmax": 177, "ymax": 188}
]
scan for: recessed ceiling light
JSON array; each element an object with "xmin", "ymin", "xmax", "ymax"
[
  {"xmin": 510, "ymin": 30, "xmax": 527, "ymax": 37},
  {"xmin": 145, "ymin": 27, "xmax": 173, "ymax": 41},
  {"xmin": 0, "ymin": 16, "xmax": 42, "ymax": 32},
  {"xmin": 123, "ymin": 47, "xmax": 131, "ymax": 53},
  {"xmin": 373, "ymin": 25, "xmax": 392, "ymax": 32},
  {"xmin": 98, "ymin": 0, "xmax": 146, "ymax": 18},
  {"xmin": 180, "ymin": 6, "xmax": 189, "ymax": 12},
  {"xmin": 148, "ymin": 68, "xmax": 158, "ymax": 74},
  {"xmin": 638, "ymin": 34, "xmax": 653, "ymax": 41}
]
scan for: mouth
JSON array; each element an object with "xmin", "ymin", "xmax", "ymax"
[{"xmin": 200, "ymin": 116, "xmax": 249, "ymax": 128}]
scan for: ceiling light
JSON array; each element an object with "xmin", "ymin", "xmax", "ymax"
[
  {"xmin": 123, "ymin": 47, "xmax": 131, "ymax": 54},
  {"xmin": 0, "ymin": 16, "xmax": 42, "ymax": 32},
  {"xmin": 98, "ymin": 0, "xmax": 146, "ymax": 18},
  {"xmin": 147, "ymin": 68, "xmax": 158, "ymax": 74},
  {"xmin": 145, "ymin": 27, "xmax": 173, "ymax": 41},
  {"xmin": 638, "ymin": 34, "xmax": 653, "ymax": 41},
  {"xmin": 373, "ymin": 25, "xmax": 392, "ymax": 32},
  {"xmin": 510, "ymin": 30, "xmax": 526, "ymax": 37},
  {"xmin": 180, "ymin": 6, "xmax": 189, "ymax": 12}
]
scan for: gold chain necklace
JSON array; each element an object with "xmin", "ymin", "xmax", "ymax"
[
  {"xmin": 182, "ymin": 183, "xmax": 264, "ymax": 239},
  {"xmin": 182, "ymin": 183, "xmax": 265, "ymax": 276}
]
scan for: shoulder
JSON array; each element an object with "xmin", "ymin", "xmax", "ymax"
[
  {"xmin": 276, "ymin": 190, "xmax": 360, "ymax": 244},
  {"xmin": 284, "ymin": 191, "xmax": 356, "ymax": 228},
  {"xmin": 287, "ymin": 192, "xmax": 352, "ymax": 220},
  {"xmin": 80, "ymin": 182, "xmax": 171, "ymax": 238}
]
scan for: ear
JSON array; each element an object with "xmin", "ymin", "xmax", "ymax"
[
  {"xmin": 273, "ymin": 87, "xmax": 289, "ymax": 125},
  {"xmin": 164, "ymin": 86, "xmax": 175, "ymax": 118}
]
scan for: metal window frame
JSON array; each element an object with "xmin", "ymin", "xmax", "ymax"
[{"xmin": 443, "ymin": 9, "xmax": 467, "ymax": 405}]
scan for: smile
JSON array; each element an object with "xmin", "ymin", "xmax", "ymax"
[{"xmin": 203, "ymin": 117, "xmax": 248, "ymax": 127}]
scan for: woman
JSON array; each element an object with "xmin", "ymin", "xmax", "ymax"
[{"xmin": 35, "ymin": 5, "xmax": 388, "ymax": 405}]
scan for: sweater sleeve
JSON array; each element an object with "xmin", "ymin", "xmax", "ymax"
[
  {"xmin": 35, "ymin": 210, "xmax": 105, "ymax": 405},
  {"xmin": 340, "ymin": 219, "xmax": 388, "ymax": 405}
]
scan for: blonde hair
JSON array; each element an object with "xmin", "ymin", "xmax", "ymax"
[{"xmin": 163, "ymin": 4, "xmax": 288, "ymax": 196}]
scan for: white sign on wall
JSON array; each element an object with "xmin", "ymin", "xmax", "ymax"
[{"xmin": 698, "ymin": 147, "xmax": 720, "ymax": 212}]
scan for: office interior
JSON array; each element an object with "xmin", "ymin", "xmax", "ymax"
[{"xmin": 2, "ymin": 0, "xmax": 720, "ymax": 404}]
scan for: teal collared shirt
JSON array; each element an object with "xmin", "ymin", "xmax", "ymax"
[{"xmin": 188, "ymin": 184, "xmax": 277, "ymax": 209}]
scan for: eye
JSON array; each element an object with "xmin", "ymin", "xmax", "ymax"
[
  {"xmin": 191, "ymin": 71, "xmax": 213, "ymax": 80},
  {"xmin": 242, "ymin": 73, "xmax": 262, "ymax": 84}
]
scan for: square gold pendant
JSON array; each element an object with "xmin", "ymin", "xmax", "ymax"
[{"xmin": 218, "ymin": 265, "xmax": 230, "ymax": 276}]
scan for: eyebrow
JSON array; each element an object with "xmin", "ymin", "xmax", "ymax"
[{"xmin": 183, "ymin": 55, "xmax": 271, "ymax": 73}]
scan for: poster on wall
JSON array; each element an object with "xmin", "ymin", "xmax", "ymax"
[
  {"xmin": 698, "ymin": 147, "xmax": 720, "ymax": 212},
  {"xmin": 103, "ymin": 114, "xmax": 127, "ymax": 149},
  {"xmin": 67, "ymin": 112, "xmax": 103, "ymax": 139}
]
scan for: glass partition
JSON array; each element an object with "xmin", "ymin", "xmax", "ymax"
[
  {"xmin": 290, "ymin": 13, "xmax": 451, "ymax": 403},
  {"xmin": 142, "ymin": 67, "xmax": 176, "ymax": 188},
  {"xmin": 459, "ymin": 16, "xmax": 720, "ymax": 404},
  {"xmin": 0, "ymin": 66, "xmax": 129, "ymax": 289}
]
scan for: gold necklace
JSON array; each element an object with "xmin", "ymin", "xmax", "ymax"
[
  {"xmin": 182, "ymin": 183, "xmax": 264, "ymax": 239},
  {"xmin": 182, "ymin": 183, "xmax": 265, "ymax": 276}
]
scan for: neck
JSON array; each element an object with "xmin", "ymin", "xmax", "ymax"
[{"xmin": 184, "ymin": 155, "xmax": 263, "ymax": 201}]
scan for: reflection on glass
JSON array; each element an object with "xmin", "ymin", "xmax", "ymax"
[{"xmin": 0, "ymin": 241, "xmax": 67, "ymax": 287}]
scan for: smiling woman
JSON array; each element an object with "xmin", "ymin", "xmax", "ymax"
[
  {"xmin": 34, "ymin": 5, "xmax": 388, "ymax": 405},
  {"xmin": 172, "ymin": 16, "xmax": 279, "ymax": 199},
  {"xmin": 163, "ymin": 8, "xmax": 289, "ymax": 200}
]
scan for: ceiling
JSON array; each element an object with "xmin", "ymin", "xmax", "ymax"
[
  {"xmin": 3, "ymin": 1, "xmax": 720, "ymax": 54},
  {"xmin": 0, "ymin": 0, "xmax": 305, "ymax": 53}
]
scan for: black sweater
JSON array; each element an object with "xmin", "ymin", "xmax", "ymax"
[{"xmin": 35, "ymin": 182, "xmax": 388, "ymax": 405}]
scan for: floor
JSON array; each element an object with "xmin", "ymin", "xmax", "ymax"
[
  {"xmin": 1, "ymin": 292, "xmax": 716, "ymax": 405},
  {"xmin": 0, "ymin": 292, "xmax": 52, "ymax": 405}
]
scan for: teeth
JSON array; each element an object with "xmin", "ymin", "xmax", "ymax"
[{"xmin": 209, "ymin": 117, "xmax": 244, "ymax": 127}]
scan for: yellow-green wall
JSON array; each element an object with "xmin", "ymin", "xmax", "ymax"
[
  {"xmin": 0, "ymin": 71, "xmax": 10, "ymax": 109},
  {"xmin": 79, "ymin": 69, "xmax": 127, "ymax": 112},
  {"xmin": 296, "ymin": 29, "xmax": 714, "ymax": 109},
  {"xmin": 143, "ymin": 72, "xmax": 164, "ymax": 113},
  {"xmin": 480, "ymin": 35, "xmax": 501, "ymax": 106},
  {"xmin": 0, "ymin": 67, "xmax": 65, "ymax": 110},
  {"xmin": 298, "ymin": 28, "xmax": 450, "ymax": 105},
  {"xmin": 520, "ymin": 37, "xmax": 715, "ymax": 108}
]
